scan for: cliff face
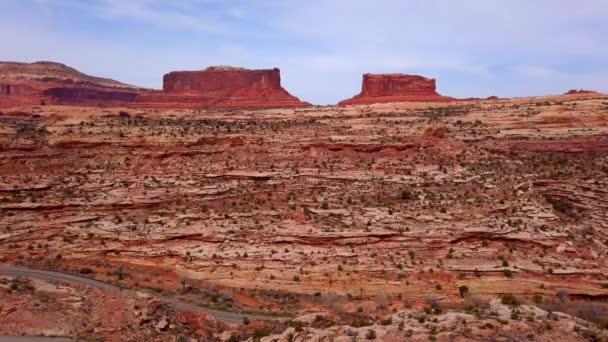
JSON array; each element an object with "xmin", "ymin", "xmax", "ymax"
[
  {"xmin": 135, "ymin": 66, "xmax": 310, "ymax": 108},
  {"xmin": 339, "ymin": 73, "xmax": 455, "ymax": 105},
  {"xmin": 43, "ymin": 87, "xmax": 140, "ymax": 103},
  {"xmin": 163, "ymin": 67, "xmax": 282, "ymax": 93}
]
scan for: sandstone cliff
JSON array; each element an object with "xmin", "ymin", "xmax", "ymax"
[{"xmin": 339, "ymin": 73, "xmax": 456, "ymax": 105}]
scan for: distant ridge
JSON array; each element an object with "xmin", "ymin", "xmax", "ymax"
[{"xmin": 0, "ymin": 61, "xmax": 143, "ymax": 90}]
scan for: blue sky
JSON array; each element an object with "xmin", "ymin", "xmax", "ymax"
[{"xmin": 1, "ymin": 0, "xmax": 607, "ymax": 104}]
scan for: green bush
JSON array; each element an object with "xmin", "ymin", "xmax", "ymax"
[
  {"xmin": 253, "ymin": 328, "xmax": 270, "ymax": 340},
  {"xmin": 459, "ymin": 285, "xmax": 469, "ymax": 298}
]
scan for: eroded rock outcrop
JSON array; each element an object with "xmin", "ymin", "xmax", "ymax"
[
  {"xmin": 135, "ymin": 66, "xmax": 310, "ymax": 108},
  {"xmin": 0, "ymin": 61, "xmax": 144, "ymax": 108},
  {"xmin": 339, "ymin": 73, "xmax": 456, "ymax": 105}
]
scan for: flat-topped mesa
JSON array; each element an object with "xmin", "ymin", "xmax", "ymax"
[
  {"xmin": 135, "ymin": 66, "xmax": 310, "ymax": 108},
  {"xmin": 339, "ymin": 73, "xmax": 456, "ymax": 105},
  {"xmin": 163, "ymin": 66, "xmax": 281, "ymax": 93}
]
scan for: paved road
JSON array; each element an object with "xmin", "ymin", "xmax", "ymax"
[{"xmin": 0, "ymin": 266, "xmax": 281, "ymax": 324}]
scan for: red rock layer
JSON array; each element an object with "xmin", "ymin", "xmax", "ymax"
[
  {"xmin": 339, "ymin": 73, "xmax": 456, "ymax": 105},
  {"xmin": 134, "ymin": 66, "xmax": 310, "ymax": 108}
]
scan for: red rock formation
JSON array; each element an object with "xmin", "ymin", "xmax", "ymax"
[
  {"xmin": 565, "ymin": 89, "xmax": 597, "ymax": 95},
  {"xmin": 338, "ymin": 73, "xmax": 456, "ymax": 105},
  {"xmin": 163, "ymin": 66, "xmax": 282, "ymax": 93},
  {"xmin": 0, "ymin": 62, "xmax": 310, "ymax": 109},
  {"xmin": 135, "ymin": 66, "xmax": 310, "ymax": 108},
  {"xmin": 0, "ymin": 61, "xmax": 144, "ymax": 108}
]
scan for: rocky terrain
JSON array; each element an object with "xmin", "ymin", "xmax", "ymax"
[
  {"xmin": 0, "ymin": 91, "xmax": 607, "ymax": 340},
  {"xmin": 0, "ymin": 274, "xmax": 223, "ymax": 341},
  {"xmin": 260, "ymin": 298, "xmax": 608, "ymax": 342}
]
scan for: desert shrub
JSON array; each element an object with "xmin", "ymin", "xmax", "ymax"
[
  {"xmin": 426, "ymin": 295, "xmax": 443, "ymax": 314},
  {"xmin": 459, "ymin": 285, "xmax": 470, "ymax": 298},
  {"xmin": 500, "ymin": 293, "xmax": 520, "ymax": 306},
  {"xmin": 365, "ymin": 329, "xmax": 377, "ymax": 340},
  {"xmin": 546, "ymin": 197, "xmax": 578, "ymax": 217},
  {"xmin": 351, "ymin": 319, "xmax": 372, "ymax": 328},
  {"xmin": 571, "ymin": 302, "xmax": 607, "ymax": 325},
  {"xmin": 252, "ymin": 328, "xmax": 270, "ymax": 340},
  {"xmin": 79, "ymin": 267, "xmax": 94, "ymax": 274},
  {"xmin": 400, "ymin": 188, "xmax": 415, "ymax": 200},
  {"xmin": 464, "ymin": 295, "xmax": 490, "ymax": 312},
  {"xmin": 8, "ymin": 277, "xmax": 35, "ymax": 293},
  {"xmin": 380, "ymin": 317, "xmax": 392, "ymax": 325}
]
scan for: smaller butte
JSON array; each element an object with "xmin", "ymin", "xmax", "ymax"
[
  {"xmin": 564, "ymin": 89, "xmax": 598, "ymax": 95},
  {"xmin": 339, "ymin": 73, "xmax": 456, "ymax": 105}
]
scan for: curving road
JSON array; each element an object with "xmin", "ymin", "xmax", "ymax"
[{"xmin": 0, "ymin": 266, "xmax": 281, "ymax": 324}]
